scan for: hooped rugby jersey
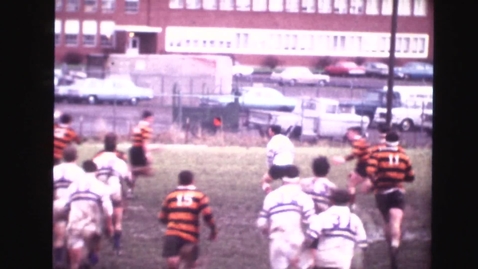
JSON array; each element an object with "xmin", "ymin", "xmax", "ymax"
[{"xmin": 54, "ymin": 123, "xmax": 81, "ymax": 160}]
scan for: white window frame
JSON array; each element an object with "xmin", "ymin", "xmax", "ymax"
[
  {"xmin": 398, "ymin": 0, "xmax": 411, "ymax": 15},
  {"xmin": 285, "ymin": 0, "xmax": 299, "ymax": 12},
  {"xmin": 317, "ymin": 0, "xmax": 332, "ymax": 13},
  {"xmin": 100, "ymin": 21, "xmax": 116, "ymax": 47},
  {"xmin": 413, "ymin": 0, "xmax": 426, "ymax": 16},
  {"xmin": 84, "ymin": 0, "xmax": 98, "ymax": 12},
  {"xmin": 170, "ymin": 0, "xmax": 184, "ymax": 8},
  {"xmin": 125, "ymin": 0, "xmax": 139, "ymax": 13},
  {"xmin": 64, "ymin": 20, "xmax": 80, "ymax": 46},
  {"xmin": 218, "ymin": 0, "xmax": 232, "ymax": 10},
  {"xmin": 301, "ymin": 0, "xmax": 315, "ymax": 13},
  {"xmin": 82, "ymin": 20, "xmax": 97, "ymax": 47},
  {"xmin": 349, "ymin": 0, "xmax": 364, "ymax": 14},
  {"xmin": 66, "ymin": 0, "xmax": 79, "ymax": 11},
  {"xmin": 186, "ymin": 0, "xmax": 201, "ymax": 9},
  {"xmin": 236, "ymin": 0, "xmax": 251, "ymax": 11},
  {"xmin": 56, "ymin": 0, "xmax": 63, "ymax": 11},
  {"xmin": 269, "ymin": 0, "xmax": 283, "ymax": 12},
  {"xmin": 55, "ymin": 20, "xmax": 62, "ymax": 46},
  {"xmin": 333, "ymin": 0, "xmax": 347, "ymax": 14},
  {"xmin": 365, "ymin": 0, "xmax": 379, "ymax": 15},
  {"xmin": 252, "ymin": 0, "xmax": 267, "ymax": 11},
  {"xmin": 381, "ymin": 0, "xmax": 392, "ymax": 15},
  {"xmin": 101, "ymin": 0, "xmax": 115, "ymax": 12}
]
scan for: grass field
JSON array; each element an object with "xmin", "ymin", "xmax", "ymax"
[{"xmin": 75, "ymin": 144, "xmax": 431, "ymax": 269}]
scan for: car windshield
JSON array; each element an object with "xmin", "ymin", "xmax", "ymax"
[
  {"xmin": 364, "ymin": 92, "xmax": 380, "ymax": 101},
  {"xmin": 340, "ymin": 62, "xmax": 356, "ymax": 68}
]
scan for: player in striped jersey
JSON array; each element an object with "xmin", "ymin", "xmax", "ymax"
[
  {"xmin": 332, "ymin": 126, "xmax": 370, "ymax": 207},
  {"xmin": 257, "ymin": 165, "xmax": 316, "ymax": 269},
  {"xmin": 53, "ymin": 146, "xmax": 84, "ymax": 268},
  {"xmin": 59, "ymin": 160, "xmax": 114, "ymax": 269},
  {"xmin": 300, "ymin": 156, "xmax": 337, "ymax": 214},
  {"xmin": 304, "ymin": 189, "xmax": 368, "ymax": 269},
  {"xmin": 158, "ymin": 170, "xmax": 217, "ymax": 269},
  {"xmin": 92, "ymin": 132, "xmax": 131, "ymax": 255},
  {"xmin": 54, "ymin": 113, "xmax": 82, "ymax": 166},
  {"xmin": 365, "ymin": 131, "xmax": 414, "ymax": 269}
]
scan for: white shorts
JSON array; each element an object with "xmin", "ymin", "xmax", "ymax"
[
  {"xmin": 314, "ymin": 249, "xmax": 353, "ymax": 269},
  {"xmin": 53, "ymin": 200, "xmax": 68, "ymax": 222},
  {"xmin": 269, "ymin": 234, "xmax": 313, "ymax": 269},
  {"xmin": 67, "ymin": 228, "xmax": 101, "ymax": 249}
]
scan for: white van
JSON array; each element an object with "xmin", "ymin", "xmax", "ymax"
[{"xmin": 373, "ymin": 86, "xmax": 433, "ymax": 132}]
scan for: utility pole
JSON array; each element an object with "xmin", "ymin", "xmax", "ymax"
[{"xmin": 386, "ymin": 0, "xmax": 399, "ymax": 127}]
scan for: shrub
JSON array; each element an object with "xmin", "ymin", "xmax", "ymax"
[
  {"xmin": 262, "ymin": 56, "xmax": 280, "ymax": 70},
  {"xmin": 315, "ymin": 56, "xmax": 334, "ymax": 69}
]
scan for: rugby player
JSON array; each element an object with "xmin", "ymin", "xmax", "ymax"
[
  {"xmin": 261, "ymin": 125, "xmax": 295, "ymax": 194},
  {"xmin": 304, "ymin": 189, "xmax": 368, "ymax": 269},
  {"xmin": 60, "ymin": 160, "xmax": 114, "ymax": 269},
  {"xmin": 300, "ymin": 156, "xmax": 337, "ymax": 214},
  {"xmin": 332, "ymin": 126, "xmax": 370, "ymax": 208},
  {"xmin": 257, "ymin": 165, "xmax": 316, "ymax": 269},
  {"xmin": 93, "ymin": 133, "xmax": 128, "ymax": 162},
  {"xmin": 92, "ymin": 132, "xmax": 131, "ymax": 255},
  {"xmin": 54, "ymin": 113, "xmax": 82, "ymax": 166},
  {"xmin": 128, "ymin": 110, "xmax": 160, "ymax": 198},
  {"xmin": 53, "ymin": 146, "xmax": 84, "ymax": 268},
  {"xmin": 158, "ymin": 170, "xmax": 217, "ymax": 269},
  {"xmin": 365, "ymin": 131, "xmax": 415, "ymax": 269}
]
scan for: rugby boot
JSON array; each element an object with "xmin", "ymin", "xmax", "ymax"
[
  {"xmin": 389, "ymin": 246, "xmax": 399, "ymax": 269},
  {"xmin": 87, "ymin": 251, "xmax": 99, "ymax": 266},
  {"xmin": 113, "ymin": 230, "xmax": 122, "ymax": 256}
]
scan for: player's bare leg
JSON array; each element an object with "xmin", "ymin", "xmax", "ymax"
[
  {"xmin": 178, "ymin": 243, "xmax": 198, "ymax": 269},
  {"xmin": 67, "ymin": 247, "xmax": 83, "ymax": 269},
  {"xmin": 347, "ymin": 172, "xmax": 365, "ymax": 210},
  {"xmin": 388, "ymin": 208, "xmax": 404, "ymax": 269},
  {"xmin": 53, "ymin": 221, "xmax": 68, "ymax": 267},
  {"xmin": 166, "ymin": 256, "xmax": 181, "ymax": 269},
  {"xmin": 127, "ymin": 166, "xmax": 154, "ymax": 198}
]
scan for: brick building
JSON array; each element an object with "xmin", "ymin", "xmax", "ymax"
[{"xmin": 55, "ymin": 0, "xmax": 433, "ymax": 67}]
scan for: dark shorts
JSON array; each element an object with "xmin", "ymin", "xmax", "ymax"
[
  {"xmin": 375, "ymin": 190, "xmax": 406, "ymax": 223},
  {"xmin": 354, "ymin": 162, "xmax": 368, "ymax": 178},
  {"xmin": 129, "ymin": 146, "xmax": 148, "ymax": 167},
  {"xmin": 268, "ymin": 165, "xmax": 290, "ymax": 180},
  {"xmin": 162, "ymin": 235, "xmax": 199, "ymax": 261}
]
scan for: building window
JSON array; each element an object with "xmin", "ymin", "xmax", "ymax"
[
  {"xmin": 398, "ymin": 0, "xmax": 411, "ymax": 15},
  {"xmin": 66, "ymin": 0, "xmax": 79, "ymax": 11},
  {"xmin": 366, "ymin": 0, "xmax": 379, "ymax": 15},
  {"xmin": 349, "ymin": 0, "xmax": 364, "ymax": 14},
  {"xmin": 64, "ymin": 20, "xmax": 80, "ymax": 46},
  {"xmin": 402, "ymin": 37, "xmax": 410, "ymax": 53},
  {"xmin": 218, "ymin": 0, "xmax": 232, "ymax": 10},
  {"xmin": 285, "ymin": 0, "xmax": 299, "ymax": 12},
  {"xmin": 301, "ymin": 0, "xmax": 315, "ymax": 13},
  {"xmin": 317, "ymin": 0, "xmax": 331, "ymax": 13},
  {"xmin": 381, "ymin": 0, "xmax": 392, "ymax": 15},
  {"xmin": 55, "ymin": 20, "xmax": 62, "ymax": 46},
  {"xmin": 100, "ymin": 21, "xmax": 115, "ymax": 47},
  {"xmin": 82, "ymin": 20, "xmax": 97, "ymax": 47},
  {"xmin": 236, "ymin": 0, "xmax": 251, "ymax": 11},
  {"xmin": 170, "ymin": 0, "xmax": 184, "ymax": 8},
  {"xmin": 186, "ymin": 0, "xmax": 201, "ymax": 9},
  {"xmin": 102, "ymin": 0, "xmax": 115, "ymax": 12},
  {"xmin": 269, "ymin": 0, "xmax": 283, "ymax": 11},
  {"xmin": 125, "ymin": 0, "xmax": 139, "ymax": 12},
  {"xmin": 252, "ymin": 0, "xmax": 267, "ymax": 11},
  {"xmin": 84, "ymin": 0, "xmax": 97, "ymax": 12},
  {"xmin": 333, "ymin": 0, "xmax": 347, "ymax": 14},
  {"xmin": 417, "ymin": 37, "xmax": 425, "ymax": 53},
  {"xmin": 56, "ymin": 0, "xmax": 62, "ymax": 11},
  {"xmin": 413, "ymin": 0, "xmax": 426, "ymax": 16}
]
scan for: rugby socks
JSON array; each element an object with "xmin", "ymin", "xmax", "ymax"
[
  {"xmin": 88, "ymin": 251, "xmax": 99, "ymax": 265},
  {"xmin": 113, "ymin": 230, "xmax": 122, "ymax": 250},
  {"xmin": 53, "ymin": 247, "xmax": 64, "ymax": 264}
]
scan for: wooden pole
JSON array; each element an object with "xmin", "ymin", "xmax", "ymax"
[{"xmin": 386, "ymin": 0, "xmax": 399, "ymax": 127}]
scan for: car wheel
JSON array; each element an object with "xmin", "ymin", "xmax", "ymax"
[
  {"xmin": 87, "ymin": 95, "xmax": 97, "ymax": 105},
  {"xmin": 400, "ymin": 119, "xmax": 414, "ymax": 132},
  {"xmin": 289, "ymin": 79, "xmax": 297, "ymax": 86},
  {"xmin": 129, "ymin": 97, "xmax": 138, "ymax": 106}
]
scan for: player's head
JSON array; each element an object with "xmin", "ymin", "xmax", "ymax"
[
  {"xmin": 63, "ymin": 146, "xmax": 78, "ymax": 163},
  {"xmin": 178, "ymin": 170, "xmax": 194, "ymax": 186},
  {"xmin": 268, "ymin": 125, "xmax": 281, "ymax": 137},
  {"xmin": 104, "ymin": 132, "xmax": 117, "ymax": 152},
  {"xmin": 377, "ymin": 124, "xmax": 390, "ymax": 143},
  {"xmin": 82, "ymin": 160, "xmax": 98, "ymax": 173},
  {"xmin": 385, "ymin": 131, "xmax": 400, "ymax": 147},
  {"xmin": 346, "ymin": 126, "xmax": 362, "ymax": 140},
  {"xmin": 59, "ymin": 113, "xmax": 73, "ymax": 125},
  {"xmin": 312, "ymin": 156, "xmax": 330, "ymax": 177},
  {"xmin": 282, "ymin": 165, "xmax": 300, "ymax": 184},
  {"xmin": 142, "ymin": 110, "xmax": 154, "ymax": 123},
  {"xmin": 330, "ymin": 189, "xmax": 352, "ymax": 206}
]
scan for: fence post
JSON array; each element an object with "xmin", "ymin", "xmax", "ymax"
[
  {"xmin": 185, "ymin": 117, "xmax": 190, "ymax": 144},
  {"xmin": 79, "ymin": 115, "xmax": 84, "ymax": 139}
]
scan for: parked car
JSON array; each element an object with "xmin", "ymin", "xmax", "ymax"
[
  {"xmin": 200, "ymin": 86, "xmax": 298, "ymax": 112},
  {"xmin": 394, "ymin": 61, "xmax": 433, "ymax": 80},
  {"xmin": 58, "ymin": 77, "xmax": 154, "ymax": 105},
  {"xmin": 421, "ymin": 111, "xmax": 432, "ymax": 136},
  {"xmin": 232, "ymin": 61, "xmax": 254, "ymax": 77},
  {"xmin": 374, "ymin": 100, "xmax": 433, "ymax": 132},
  {"xmin": 247, "ymin": 97, "xmax": 369, "ymax": 141},
  {"xmin": 324, "ymin": 61, "xmax": 366, "ymax": 76},
  {"xmin": 270, "ymin": 67, "xmax": 330, "ymax": 86},
  {"xmin": 363, "ymin": 62, "xmax": 389, "ymax": 77}
]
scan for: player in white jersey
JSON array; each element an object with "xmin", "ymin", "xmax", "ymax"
[
  {"xmin": 261, "ymin": 125, "xmax": 295, "ymax": 193},
  {"xmin": 53, "ymin": 146, "xmax": 85, "ymax": 268},
  {"xmin": 59, "ymin": 160, "xmax": 114, "ymax": 269},
  {"xmin": 92, "ymin": 133, "xmax": 131, "ymax": 255},
  {"xmin": 304, "ymin": 189, "xmax": 368, "ymax": 269},
  {"xmin": 257, "ymin": 165, "xmax": 316, "ymax": 269},
  {"xmin": 300, "ymin": 156, "xmax": 337, "ymax": 214}
]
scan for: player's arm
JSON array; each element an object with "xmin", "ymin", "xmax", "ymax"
[
  {"xmin": 158, "ymin": 196, "xmax": 170, "ymax": 225},
  {"xmin": 256, "ymin": 196, "xmax": 271, "ymax": 234},
  {"xmin": 365, "ymin": 153, "xmax": 378, "ymax": 180},
  {"xmin": 301, "ymin": 195, "xmax": 316, "ymax": 225},
  {"xmin": 303, "ymin": 215, "xmax": 321, "ymax": 249},
  {"xmin": 403, "ymin": 156, "xmax": 415, "ymax": 182},
  {"xmin": 199, "ymin": 194, "xmax": 217, "ymax": 240}
]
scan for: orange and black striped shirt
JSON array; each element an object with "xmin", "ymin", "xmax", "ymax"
[
  {"xmin": 366, "ymin": 147, "xmax": 415, "ymax": 193},
  {"xmin": 131, "ymin": 121, "xmax": 153, "ymax": 147},
  {"xmin": 369, "ymin": 143, "xmax": 405, "ymax": 155},
  {"xmin": 158, "ymin": 186, "xmax": 216, "ymax": 243},
  {"xmin": 54, "ymin": 123, "xmax": 81, "ymax": 159},
  {"xmin": 345, "ymin": 137, "xmax": 370, "ymax": 164},
  {"xmin": 93, "ymin": 149, "xmax": 128, "ymax": 162}
]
